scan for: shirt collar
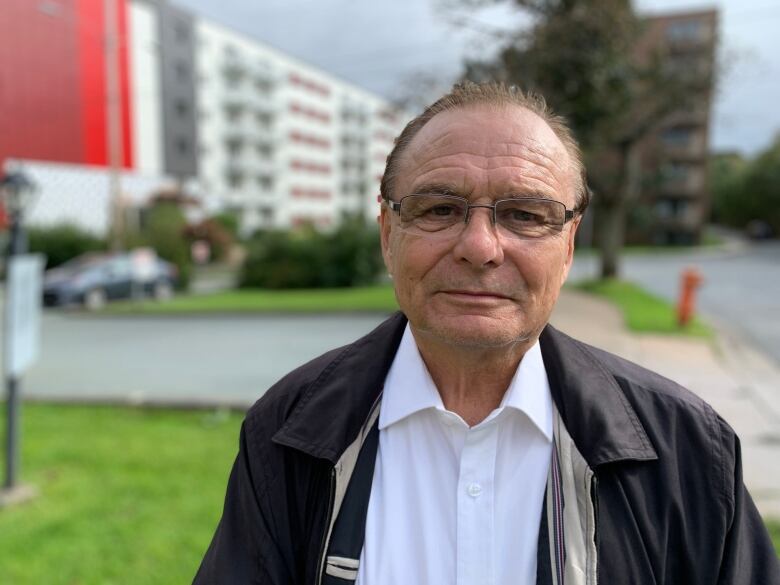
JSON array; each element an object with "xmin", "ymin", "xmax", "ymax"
[
  {"xmin": 379, "ymin": 324, "xmax": 553, "ymax": 442},
  {"xmin": 379, "ymin": 325, "xmax": 444, "ymax": 430}
]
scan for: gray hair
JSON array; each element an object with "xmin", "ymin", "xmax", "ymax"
[{"xmin": 380, "ymin": 81, "xmax": 591, "ymax": 212}]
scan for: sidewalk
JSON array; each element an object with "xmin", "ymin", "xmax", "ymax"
[{"xmin": 552, "ymin": 289, "xmax": 780, "ymax": 519}]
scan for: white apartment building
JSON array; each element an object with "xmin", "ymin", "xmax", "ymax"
[{"xmin": 194, "ymin": 19, "xmax": 406, "ymax": 235}]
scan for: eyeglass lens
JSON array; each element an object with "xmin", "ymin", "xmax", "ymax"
[{"xmin": 398, "ymin": 195, "xmax": 566, "ymax": 239}]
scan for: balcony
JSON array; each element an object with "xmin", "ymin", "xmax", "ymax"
[
  {"xmin": 222, "ymin": 51, "xmax": 249, "ymax": 78},
  {"xmin": 658, "ymin": 127, "xmax": 707, "ymax": 160},
  {"xmin": 658, "ymin": 164, "xmax": 706, "ymax": 197},
  {"xmin": 253, "ymin": 64, "xmax": 278, "ymax": 88},
  {"xmin": 664, "ymin": 18, "xmax": 716, "ymax": 53},
  {"xmin": 664, "ymin": 103, "xmax": 710, "ymax": 127},
  {"xmin": 223, "ymin": 85, "xmax": 264, "ymax": 109},
  {"xmin": 653, "ymin": 199, "xmax": 703, "ymax": 230},
  {"xmin": 223, "ymin": 118, "xmax": 254, "ymax": 142}
]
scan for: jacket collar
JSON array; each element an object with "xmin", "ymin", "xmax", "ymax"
[
  {"xmin": 273, "ymin": 312, "xmax": 657, "ymax": 467},
  {"xmin": 272, "ymin": 312, "xmax": 407, "ymax": 463},
  {"xmin": 539, "ymin": 324, "xmax": 658, "ymax": 466}
]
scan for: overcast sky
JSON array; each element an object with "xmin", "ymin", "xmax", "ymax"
[{"xmin": 176, "ymin": 0, "xmax": 780, "ymax": 156}]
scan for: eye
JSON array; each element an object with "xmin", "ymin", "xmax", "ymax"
[
  {"xmin": 509, "ymin": 209, "xmax": 539, "ymax": 222},
  {"xmin": 428, "ymin": 204, "xmax": 458, "ymax": 217},
  {"xmin": 501, "ymin": 207, "xmax": 545, "ymax": 224}
]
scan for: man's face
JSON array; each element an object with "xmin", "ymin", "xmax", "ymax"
[{"xmin": 380, "ymin": 104, "xmax": 580, "ymax": 349}]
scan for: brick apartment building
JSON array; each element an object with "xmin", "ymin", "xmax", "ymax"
[{"xmin": 631, "ymin": 9, "xmax": 719, "ymax": 245}]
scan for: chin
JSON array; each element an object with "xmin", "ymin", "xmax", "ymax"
[{"xmin": 412, "ymin": 313, "xmax": 536, "ymax": 349}]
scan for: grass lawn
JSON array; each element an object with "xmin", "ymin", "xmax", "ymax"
[
  {"xmin": 573, "ymin": 279, "xmax": 712, "ymax": 338},
  {"xmin": 0, "ymin": 403, "xmax": 243, "ymax": 585},
  {"xmin": 768, "ymin": 521, "xmax": 780, "ymax": 556},
  {"xmin": 107, "ymin": 285, "xmax": 399, "ymax": 314}
]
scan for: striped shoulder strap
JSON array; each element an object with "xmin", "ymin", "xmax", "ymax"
[{"xmin": 321, "ymin": 417, "xmax": 380, "ymax": 584}]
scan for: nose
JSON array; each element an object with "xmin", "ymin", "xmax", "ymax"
[{"xmin": 452, "ymin": 206, "xmax": 505, "ymax": 267}]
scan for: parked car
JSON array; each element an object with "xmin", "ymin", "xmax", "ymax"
[{"xmin": 42, "ymin": 248, "xmax": 177, "ymax": 310}]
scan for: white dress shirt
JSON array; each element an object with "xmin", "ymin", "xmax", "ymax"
[{"xmin": 356, "ymin": 325, "xmax": 553, "ymax": 585}]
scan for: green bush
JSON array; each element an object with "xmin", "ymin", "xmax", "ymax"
[
  {"xmin": 28, "ymin": 223, "xmax": 106, "ymax": 268},
  {"xmin": 240, "ymin": 218, "xmax": 383, "ymax": 289},
  {"xmin": 210, "ymin": 211, "xmax": 240, "ymax": 240},
  {"xmin": 126, "ymin": 202, "xmax": 193, "ymax": 290},
  {"xmin": 144, "ymin": 202, "xmax": 192, "ymax": 290}
]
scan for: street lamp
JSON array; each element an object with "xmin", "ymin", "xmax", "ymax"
[
  {"xmin": 1, "ymin": 169, "xmax": 38, "ymax": 500},
  {"xmin": 1, "ymin": 171, "xmax": 37, "ymax": 258}
]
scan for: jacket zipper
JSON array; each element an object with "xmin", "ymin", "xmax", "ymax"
[{"xmin": 316, "ymin": 466, "xmax": 336, "ymax": 585}]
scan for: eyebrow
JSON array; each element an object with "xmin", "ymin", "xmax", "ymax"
[
  {"xmin": 411, "ymin": 183, "xmax": 463, "ymax": 196},
  {"xmin": 411, "ymin": 183, "xmax": 556, "ymax": 202}
]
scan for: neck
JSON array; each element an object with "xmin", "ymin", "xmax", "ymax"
[{"xmin": 411, "ymin": 326, "xmax": 536, "ymax": 427}]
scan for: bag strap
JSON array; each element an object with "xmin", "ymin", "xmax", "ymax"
[{"xmin": 321, "ymin": 418, "xmax": 380, "ymax": 584}]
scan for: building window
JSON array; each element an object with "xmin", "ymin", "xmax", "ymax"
[
  {"xmin": 176, "ymin": 138, "xmax": 189, "ymax": 155},
  {"xmin": 226, "ymin": 139, "xmax": 242, "ymax": 156},
  {"xmin": 227, "ymin": 172, "xmax": 244, "ymax": 189},
  {"xmin": 666, "ymin": 20, "xmax": 705, "ymax": 43},
  {"xmin": 174, "ymin": 99, "xmax": 190, "ymax": 118},
  {"xmin": 174, "ymin": 61, "xmax": 189, "ymax": 82},
  {"xmin": 256, "ymin": 143, "xmax": 273, "ymax": 158},
  {"xmin": 174, "ymin": 22, "xmax": 189, "ymax": 43},
  {"xmin": 257, "ymin": 175, "xmax": 274, "ymax": 190},
  {"xmin": 662, "ymin": 162, "xmax": 690, "ymax": 182},
  {"xmin": 224, "ymin": 106, "xmax": 242, "ymax": 122},
  {"xmin": 661, "ymin": 127, "xmax": 693, "ymax": 147}
]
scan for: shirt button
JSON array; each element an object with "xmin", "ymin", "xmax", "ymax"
[{"xmin": 467, "ymin": 482, "xmax": 482, "ymax": 498}]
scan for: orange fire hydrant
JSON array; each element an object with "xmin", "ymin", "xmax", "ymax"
[{"xmin": 677, "ymin": 267, "xmax": 703, "ymax": 327}]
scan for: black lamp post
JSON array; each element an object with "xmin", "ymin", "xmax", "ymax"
[{"xmin": 1, "ymin": 170, "xmax": 37, "ymax": 492}]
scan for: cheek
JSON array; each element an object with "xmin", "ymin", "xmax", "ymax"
[
  {"xmin": 392, "ymin": 235, "xmax": 448, "ymax": 279},
  {"xmin": 511, "ymin": 241, "xmax": 569, "ymax": 290}
]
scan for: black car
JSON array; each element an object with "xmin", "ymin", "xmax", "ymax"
[{"xmin": 43, "ymin": 249, "xmax": 177, "ymax": 310}]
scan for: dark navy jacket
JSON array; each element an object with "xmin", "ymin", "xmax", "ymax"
[{"xmin": 194, "ymin": 312, "xmax": 780, "ymax": 584}]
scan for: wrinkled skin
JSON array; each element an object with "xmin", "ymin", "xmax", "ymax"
[{"xmin": 381, "ymin": 104, "xmax": 581, "ymax": 352}]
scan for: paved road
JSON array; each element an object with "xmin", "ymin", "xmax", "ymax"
[
  {"xmin": 569, "ymin": 241, "xmax": 780, "ymax": 364},
  {"xmin": 23, "ymin": 313, "xmax": 388, "ymax": 406}
]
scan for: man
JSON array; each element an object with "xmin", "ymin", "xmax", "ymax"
[{"xmin": 194, "ymin": 82, "xmax": 779, "ymax": 584}]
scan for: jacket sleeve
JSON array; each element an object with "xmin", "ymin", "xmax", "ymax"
[
  {"xmin": 193, "ymin": 421, "xmax": 294, "ymax": 585},
  {"xmin": 716, "ymin": 417, "xmax": 780, "ymax": 584}
]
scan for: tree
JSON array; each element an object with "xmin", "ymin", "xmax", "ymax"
[
  {"xmin": 712, "ymin": 136, "xmax": 780, "ymax": 236},
  {"xmin": 743, "ymin": 136, "xmax": 780, "ymax": 235},
  {"xmin": 451, "ymin": 0, "xmax": 714, "ymax": 276},
  {"xmin": 122, "ymin": 200, "xmax": 193, "ymax": 290}
]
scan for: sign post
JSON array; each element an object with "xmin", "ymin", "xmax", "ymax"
[
  {"xmin": 2, "ymin": 254, "xmax": 44, "ymax": 494},
  {"xmin": 1, "ymin": 169, "xmax": 41, "ymax": 506}
]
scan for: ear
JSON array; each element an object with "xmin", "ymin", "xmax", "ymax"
[
  {"xmin": 560, "ymin": 216, "xmax": 581, "ymax": 285},
  {"xmin": 379, "ymin": 204, "xmax": 394, "ymax": 274}
]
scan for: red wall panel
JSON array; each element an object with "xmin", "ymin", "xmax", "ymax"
[
  {"xmin": 77, "ymin": 0, "xmax": 107, "ymax": 166},
  {"xmin": 0, "ymin": 0, "xmax": 134, "ymax": 171},
  {"xmin": 118, "ymin": 0, "xmax": 133, "ymax": 168},
  {"xmin": 0, "ymin": 0, "xmax": 84, "ymax": 167}
]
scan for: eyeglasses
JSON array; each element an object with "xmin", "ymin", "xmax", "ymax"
[{"xmin": 384, "ymin": 194, "xmax": 576, "ymax": 240}]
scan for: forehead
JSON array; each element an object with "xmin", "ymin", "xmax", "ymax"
[{"xmin": 396, "ymin": 104, "xmax": 575, "ymax": 205}]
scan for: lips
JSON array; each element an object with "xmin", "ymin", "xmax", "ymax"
[{"xmin": 439, "ymin": 289, "xmax": 511, "ymax": 300}]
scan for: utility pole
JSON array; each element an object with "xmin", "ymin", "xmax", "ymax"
[{"xmin": 105, "ymin": 0, "xmax": 124, "ymax": 251}]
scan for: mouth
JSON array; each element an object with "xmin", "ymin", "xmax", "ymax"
[{"xmin": 439, "ymin": 289, "xmax": 512, "ymax": 301}]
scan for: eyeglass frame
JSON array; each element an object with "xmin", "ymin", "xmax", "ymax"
[{"xmin": 382, "ymin": 193, "xmax": 579, "ymax": 238}]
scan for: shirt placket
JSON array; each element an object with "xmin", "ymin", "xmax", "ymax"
[{"xmin": 456, "ymin": 419, "xmax": 499, "ymax": 585}]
